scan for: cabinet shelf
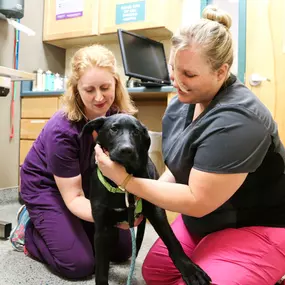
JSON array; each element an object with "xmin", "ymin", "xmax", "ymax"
[
  {"xmin": 0, "ymin": 66, "xmax": 35, "ymax": 81},
  {"xmin": 44, "ymin": 27, "xmax": 173, "ymax": 49},
  {"xmin": 20, "ymin": 81, "xmax": 176, "ymax": 101}
]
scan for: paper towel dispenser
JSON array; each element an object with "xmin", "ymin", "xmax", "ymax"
[{"xmin": 0, "ymin": 0, "xmax": 24, "ymax": 19}]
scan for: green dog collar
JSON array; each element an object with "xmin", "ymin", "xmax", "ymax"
[
  {"xmin": 97, "ymin": 167, "xmax": 125, "ymax": 194},
  {"xmin": 96, "ymin": 168, "xmax": 143, "ymax": 215}
]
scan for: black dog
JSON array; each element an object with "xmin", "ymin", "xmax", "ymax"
[{"xmin": 79, "ymin": 113, "xmax": 211, "ymax": 285}]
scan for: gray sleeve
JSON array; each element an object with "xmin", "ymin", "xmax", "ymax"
[{"xmin": 193, "ymin": 109, "xmax": 271, "ymax": 174}]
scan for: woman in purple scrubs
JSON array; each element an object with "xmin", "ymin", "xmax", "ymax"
[{"xmin": 9, "ymin": 44, "xmax": 137, "ymax": 279}]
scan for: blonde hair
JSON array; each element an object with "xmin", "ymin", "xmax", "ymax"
[
  {"xmin": 61, "ymin": 44, "xmax": 137, "ymax": 121},
  {"xmin": 171, "ymin": 5, "xmax": 233, "ymax": 92}
]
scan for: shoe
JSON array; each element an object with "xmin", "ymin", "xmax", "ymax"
[{"xmin": 9, "ymin": 205, "xmax": 30, "ymax": 252}]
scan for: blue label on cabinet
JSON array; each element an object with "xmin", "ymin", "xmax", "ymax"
[{"xmin": 116, "ymin": 1, "xmax": 146, "ymax": 25}]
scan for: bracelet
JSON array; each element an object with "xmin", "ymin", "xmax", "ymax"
[{"xmin": 118, "ymin": 173, "xmax": 133, "ymax": 192}]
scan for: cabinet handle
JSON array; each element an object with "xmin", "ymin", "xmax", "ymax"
[
  {"xmin": 249, "ymin": 73, "xmax": 270, "ymax": 86},
  {"xmin": 30, "ymin": 120, "xmax": 46, "ymax": 123}
]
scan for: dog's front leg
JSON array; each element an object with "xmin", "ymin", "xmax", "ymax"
[
  {"xmin": 94, "ymin": 210, "xmax": 116, "ymax": 285},
  {"xmin": 143, "ymin": 202, "xmax": 211, "ymax": 285}
]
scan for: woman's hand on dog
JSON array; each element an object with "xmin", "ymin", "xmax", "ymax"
[
  {"xmin": 95, "ymin": 144, "xmax": 128, "ymax": 186},
  {"xmin": 95, "ymin": 144, "xmax": 143, "ymax": 229}
]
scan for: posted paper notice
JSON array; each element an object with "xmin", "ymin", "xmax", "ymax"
[{"xmin": 56, "ymin": 0, "xmax": 84, "ymax": 20}]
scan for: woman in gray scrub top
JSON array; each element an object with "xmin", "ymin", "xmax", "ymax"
[
  {"xmin": 10, "ymin": 44, "xmax": 137, "ymax": 279},
  {"xmin": 95, "ymin": 6, "xmax": 285, "ymax": 285}
]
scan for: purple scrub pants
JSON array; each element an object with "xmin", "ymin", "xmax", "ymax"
[{"xmin": 24, "ymin": 195, "xmax": 132, "ymax": 279}]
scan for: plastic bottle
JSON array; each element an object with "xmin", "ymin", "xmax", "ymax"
[
  {"xmin": 36, "ymin": 69, "xmax": 43, "ymax": 91},
  {"xmin": 60, "ymin": 76, "xmax": 64, "ymax": 90},
  {"xmin": 32, "ymin": 70, "xmax": 37, "ymax": 91},
  {"xmin": 54, "ymin": 73, "xmax": 61, "ymax": 90},
  {"xmin": 45, "ymin": 70, "xmax": 52, "ymax": 91},
  {"xmin": 63, "ymin": 75, "xmax": 68, "ymax": 90},
  {"xmin": 50, "ymin": 73, "xmax": 55, "ymax": 91},
  {"xmin": 42, "ymin": 72, "xmax": 46, "ymax": 91}
]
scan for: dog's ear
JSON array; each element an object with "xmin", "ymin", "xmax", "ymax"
[
  {"xmin": 141, "ymin": 124, "xmax": 151, "ymax": 151},
  {"xmin": 79, "ymin": 117, "xmax": 106, "ymax": 138}
]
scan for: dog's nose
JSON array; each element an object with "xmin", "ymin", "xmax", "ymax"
[{"xmin": 120, "ymin": 146, "xmax": 134, "ymax": 157}]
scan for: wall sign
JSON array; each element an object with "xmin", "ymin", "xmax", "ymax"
[
  {"xmin": 116, "ymin": 1, "xmax": 146, "ymax": 25},
  {"xmin": 56, "ymin": 0, "xmax": 84, "ymax": 20}
]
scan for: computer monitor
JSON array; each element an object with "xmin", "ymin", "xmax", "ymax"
[{"xmin": 117, "ymin": 29, "xmax": 171, "ymax": 87}]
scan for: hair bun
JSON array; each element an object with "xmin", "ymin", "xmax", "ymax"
[{"xmin": 202, "ymin": 5, "xmax": 232, "ymax": 30}]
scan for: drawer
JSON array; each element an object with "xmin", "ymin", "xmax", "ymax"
[
  {"xmin": 21, "ymin": 97, "xmax": 59, "ymax": 118},
  {"xmin": 20, "ymin": 119, "xmax": 48, "ymax": 139},
  {"xmin": 20, "ymin": 140, "xmax": 34, "ymax": 165}
]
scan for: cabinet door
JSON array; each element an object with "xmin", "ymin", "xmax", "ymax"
[
  {"xmin": 20, "ymin": 119, "xmax": 49, "ymax": 140},
  {"xmin": 99, "ymin": 0, "xmax": 182, "ymax": 38},
  {"xmin": 43, "ymin": 0, "xmax": 99, "ymax": 41},
  {"xmin": 20, "ymin": 140, "xmax": 34, "ymax": 166},
  {"xmin": 21, "ymin": 97, "xmax": 59, "ymax": 119},
  {"xmin": 246, "ymin": 0, "xmax": 285, "ymax": 143}
]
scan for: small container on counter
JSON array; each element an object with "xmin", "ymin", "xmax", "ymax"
[
  {"xmin": 50, "ymin": 73, "xmax": 55, "ymax": 91},
  {"xmin": 32, "ymin": 70, "xmax": 37, "ymax": 91},
  {"xmin": 54, "ymin": 73, "xmax": 61, "ymax": 90},
  {"xmin": 63, "ymin": 76, "xmax": 68, "ymax": 90},
  {"xmin": 36, "ymin": 69, "xmax": 43, "ymax": 91},
  {"xmin": 45, "ymin": 70, "xmax": 52, "ymax": 91},
  {"xmin": 42, "ymin": 72, "xmax": 46, "ymax": 91}
]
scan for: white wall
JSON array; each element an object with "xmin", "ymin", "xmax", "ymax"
[
  {"xmin": 182, "ymin": 0, "xmax": 201, "ymax": 26},
  {"xmin": 208, "ymin": 0, "xmax": 239, "ymax": 75}
]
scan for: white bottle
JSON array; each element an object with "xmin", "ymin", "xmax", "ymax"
[
  {"xmin": 63, "ymin": 75, "xmax": 68, "ymax": 90},
  {"xmin": 54, "ymin": 73, "xmax": 61, "ymax": 90},
  {"xmin": 32, "ymin": 71, "xmax": 37, "ymax": 91},
  {"xmin": 59, "ymin": 76, "xmax": 64, "ymax": 90},
  {"xmin": 42, "ymin": 72, "xmax": 46, "ymax": 91},
  {"xmin": 36, "ymin": 69, "xmax": 43, "ymax": 91},
  {"xmin": 45, "ymin": 70, "xmax": 52, "ymax": 91}
]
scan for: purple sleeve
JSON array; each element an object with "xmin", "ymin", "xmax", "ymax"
[{"xmin": 45, "ymin": 124, "xmax": 81, "ymax": 178}]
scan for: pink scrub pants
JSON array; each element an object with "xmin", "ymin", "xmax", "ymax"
[{"xmin": 142, "ymin": 215, "xmax": 285, "ymax": 285}]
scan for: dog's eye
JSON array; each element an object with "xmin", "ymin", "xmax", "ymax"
[
  {"xmin": 133, "ymin": 129, "xmax": 140, "ymax": 136},
  {"xmin": 110, "ymin": 126, "xmax": 118, "ymax": 133}
]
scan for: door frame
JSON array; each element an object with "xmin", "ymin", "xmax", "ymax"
[{"xmin": 200, "ymin": 0, "xmax": 246, "ymax": 83}]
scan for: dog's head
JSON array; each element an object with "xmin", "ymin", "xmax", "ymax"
[{"xmin": 79, "ymin": 114, "xmax": 151, "ymax": 174}]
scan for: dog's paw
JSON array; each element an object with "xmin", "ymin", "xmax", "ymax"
[
  {"xmin": 96, "ymin": 282, "xmax": 109, "ymax": 285},
  {"xmin": 95, "ymin": 278, "xmax": 109, "ymax": 285},
  {"xmin": 180, "ymin": 261, "xmax": 211, "ymax": 285}
]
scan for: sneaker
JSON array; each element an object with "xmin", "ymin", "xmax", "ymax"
[{"xmin": 9, "ymin": 205, "xmax": 30, "ymax": 252}]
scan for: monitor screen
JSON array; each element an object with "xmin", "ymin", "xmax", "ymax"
[{"xmin": 117, "ymin": 29, "xmax": 171, "ymax": 85}]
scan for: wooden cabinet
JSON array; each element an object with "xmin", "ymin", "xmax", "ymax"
[
  {"xmin": 19, "ymin": 96, "xmax": 61, "ymax": 167},
  {"xmin": 43, "ymin": 0, "xmax": 182, "ymax": 49},
  {"xmin": 20, "ymin": 119, "xmax": 49, "ymax": 140},
  {"xmin": 246, "ymin": 0, "xmax": 285, "ymax": 144},
  {"xmin": 99, "ymin": 0, "xmax": 182, "ymax": 38},
  {"xmin": 21, "ymin": 97, "xmax": 59, "ymax": 118},
  {"xmin": 43, "ymin": 0, "xmax": 99, "ymax": 42},
  {"xmin": 20, "ymin": 140, "xmax": 35, "ymax": 165}
]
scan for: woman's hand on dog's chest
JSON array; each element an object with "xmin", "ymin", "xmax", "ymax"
[{"xmin": 95, "ymin": 144, "xmax": 128, "ymax": 186}]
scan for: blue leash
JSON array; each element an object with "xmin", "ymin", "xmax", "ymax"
[{"xmin": 127, "ymin": 227, "xmax": 136, "ymax": 285}]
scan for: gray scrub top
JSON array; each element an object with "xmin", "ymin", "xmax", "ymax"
[{"xmin": 162, "ymin": 75, "xmax": 285, "ymax": 237}]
